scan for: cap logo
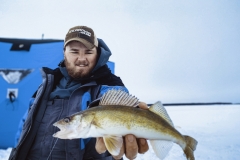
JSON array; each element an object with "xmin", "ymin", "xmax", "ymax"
[{"xmin": 68, "ymin": 29, "xmax": 91, "ymax": 37}]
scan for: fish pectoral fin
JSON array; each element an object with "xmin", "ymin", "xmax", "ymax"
[
  {"xmin": 103, "ymin": 135, "xmax": 123, "ymax": 156},
  {"xmin": 150, "ymin": 140, "xmax": 173, "ymax": 160}
]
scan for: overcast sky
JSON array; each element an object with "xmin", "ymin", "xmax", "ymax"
[{"xmin": 0, "ymin": 0, "xmax": 239, "ymax": 103}]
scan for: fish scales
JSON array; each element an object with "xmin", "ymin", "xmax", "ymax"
[{"xmin": 81, "ymin": 105, "xmax": 184, "ymax": 143}]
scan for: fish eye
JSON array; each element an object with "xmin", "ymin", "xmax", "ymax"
[{"xmin": 64, "ymin": 117, "xmax": 71, "ymax": 123}]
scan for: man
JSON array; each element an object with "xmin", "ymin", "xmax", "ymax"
[{"xmin": 9, "ymin": 26, "xmax": 148, "ymax": 160}]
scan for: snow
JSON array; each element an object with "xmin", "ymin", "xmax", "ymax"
[
  {"xmin": 1, "ymin": 105, "xmax": 240, "ymax": 160},
  {"xmin": 0, "ymin": 148, "xmax": 11, "ymax": 160},
  {"xmin": 133, "ymin": 105, "xmax": 240, "ymax": 160}
]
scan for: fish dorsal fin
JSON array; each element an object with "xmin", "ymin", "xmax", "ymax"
[
  {"xmin": 103, "ymin": 135, "xmax": 123, "ymax": 156},
  {"xmin": 149, "ymin": 101, "xmax": 174, "ymax": 126},
  {"xmin": 99, "ymin": 89, "xmax": 139, "ymax": 107}
]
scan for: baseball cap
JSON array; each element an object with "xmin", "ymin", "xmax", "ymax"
[{"xmin": 64, "ymin": 26, "xmax": 98, "ymax": 49}]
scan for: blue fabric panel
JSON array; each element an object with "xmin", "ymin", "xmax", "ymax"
[
  {"xmin": 99, "ymin": 85, "xmax": 128, "ymax": 97},
  {"xmin": 80, "ymin": 138, "xmax": 91, "ymax": 150},
  {"xmin": 81, "ymin": 92, "xmax": 91, "ymax": 111},
  {"xmin": 106, "ymin": 61, "xmax": 114, "ymax": 74}
]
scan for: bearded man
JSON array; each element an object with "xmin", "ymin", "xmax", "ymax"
[{"xmin": 9, "ymin": 26, "xmax": 148, "ymax": 160}]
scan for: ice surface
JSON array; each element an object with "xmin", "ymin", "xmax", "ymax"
[{"xmin": 1, "ymin": 105, "xmax": 240, "ymax": 160}]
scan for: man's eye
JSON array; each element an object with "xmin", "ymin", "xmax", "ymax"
[{"xmin": 86, "ymin": 52, "xmax": 93, "ymax": 54}]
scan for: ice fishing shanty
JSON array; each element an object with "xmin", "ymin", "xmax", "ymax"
[{"xmin": 0, "ymin": 37, "xmax": 115, "ymax": 149}]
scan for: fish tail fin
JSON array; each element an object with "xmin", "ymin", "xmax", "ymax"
[
  {"xmin": 183, "ymin": 135, "xmax": 198, "ymax": 160},
  {"xmin": 184, "ymin": 135, "xmax": 197, "ymax": 151},
  {"xmin": 150, "ymin": 140, "xmax": 173, "ymax": 160}
]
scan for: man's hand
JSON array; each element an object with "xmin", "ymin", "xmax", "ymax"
[{"xmin": 95, "ymin": 102, "xmax": 149, "ymax": 160}]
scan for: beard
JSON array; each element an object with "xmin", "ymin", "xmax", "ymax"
[{"xmin": 64, "ymin": 56, "xmax": 93, "ymax": 79}]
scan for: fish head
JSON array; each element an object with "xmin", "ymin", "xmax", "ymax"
[{"xmin": 53, "ymin": 113, "xmax": 92, "ymax": 139}]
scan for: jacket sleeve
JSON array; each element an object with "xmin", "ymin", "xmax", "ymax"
[
  {"xmin": 14, "ymin": 98, "xmax": 35, "ymax": 147},
  {"xmin": 98, "ymin": 85, "xmax": 128, "ymax": 98}
]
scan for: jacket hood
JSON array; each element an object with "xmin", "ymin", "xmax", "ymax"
[{"xmin": 92, "ymin": 38, "xmax": 112, "ymax": 72}]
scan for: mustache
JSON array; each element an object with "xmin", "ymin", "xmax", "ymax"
[{"xmin": 75, "ymin": 61, "xmax": 88, "ymax": 66}]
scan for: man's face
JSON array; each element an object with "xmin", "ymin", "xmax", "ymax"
[{"xmin": 64, "ymin": 41, "xmax": 98, "ymax": 78}]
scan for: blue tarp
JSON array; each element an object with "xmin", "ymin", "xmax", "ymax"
[{"xmin": 0, "ymin": 38, "xmax": 114, "ymax": 148}]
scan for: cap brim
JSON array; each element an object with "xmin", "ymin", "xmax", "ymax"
[{"xmin": 64, "ymin": 38, "xmax": 95, "ymax": 49}]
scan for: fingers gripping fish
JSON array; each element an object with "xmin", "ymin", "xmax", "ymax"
[{"xmin": 53, "ymin": 90, "xmax": 198, "ymax": 160}]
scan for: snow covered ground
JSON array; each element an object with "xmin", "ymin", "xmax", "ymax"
[
  {"xmin": 133, "ymin": 105, "xmax": 240, "ymax": 160},
  {"xmin": 0, "ymin": 148, "xmax": 11, "ymax": 160},
  {"xmin": 1, "ymin": 105, "xmax": 240, "ymax": 160}
]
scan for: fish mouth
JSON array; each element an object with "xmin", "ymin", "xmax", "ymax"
[
  {"xmin": 52, "ymin": 123, "xmax": 64, "ymax": 137},
  {"xmin": 52, "ymin": 127, "xmax": 68, "ymax": 139},
  {"xmin": 52, "ymin": 122, "xmax": 73, "ymax": 139},
  {"xmin": 53, "ymin": 123, "xmax": 62, "ymax": 131}
]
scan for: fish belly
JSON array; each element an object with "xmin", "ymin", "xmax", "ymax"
[{"xmin": 88, "ymin": 122, "xmax": 179, "ymax": 143}]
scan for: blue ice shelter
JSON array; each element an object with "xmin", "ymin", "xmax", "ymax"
[{"xmin": 0, "ymin": 38, "xmax": 115, "ymax": 149}]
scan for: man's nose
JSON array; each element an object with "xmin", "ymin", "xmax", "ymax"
[
  {"xmin": 77, "ymin": 57, "xmax": 87, "ymax": 63},
  {"xmin": 77, "ymin": 53, "xmax": 86, "ymax": 60}
]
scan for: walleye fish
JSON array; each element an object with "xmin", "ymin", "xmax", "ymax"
[{"xmin": 53, "ymin": 90, "xmax": 198, "ymax": 160}]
